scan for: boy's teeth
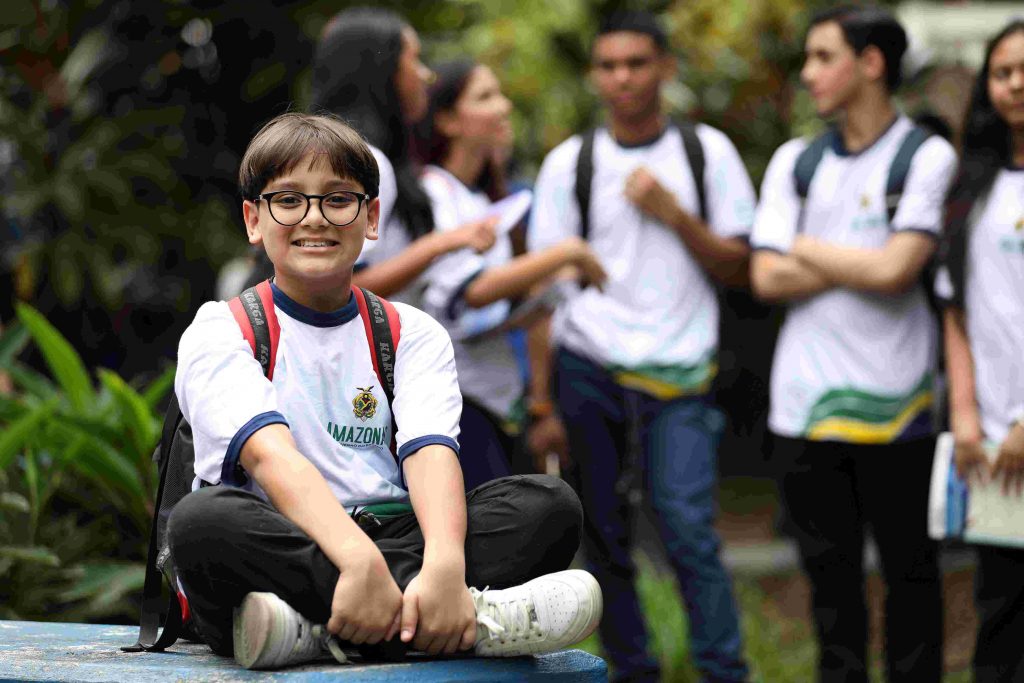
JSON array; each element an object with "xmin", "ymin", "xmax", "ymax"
[{"xmin": 296, "ymin": 240, "xmax": 332, "ymax": 247}]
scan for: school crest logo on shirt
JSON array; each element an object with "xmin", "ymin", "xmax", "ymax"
[
  {"xmin": 352, "ymin": 386, "xmax": 378, "ymax": 421},
  {"xmin": 1015, "ymin": 216, "xmax": 1023, "ymax": 232},
  {"xmin": 860, "ymin": 194, "xmax": 871, "ymax": 209}
]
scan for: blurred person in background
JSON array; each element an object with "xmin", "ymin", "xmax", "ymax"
[
  {"xmin": 750, "ymin": 6, "xmax": 956, "ymax": 681},
  {"xmin": 415, "ymin": 59, "xmax": 606, "ymax": 489},
  {"xmin": 308, "ymin": 6, "xmax": 497, "ymax": 306},
  {"xmin": 527, "ymin": 10, "xmax": 755, "ymax": 682},
  {"xmin": 937, "ymin": 19, "xmax": 1024, "ymax": 683}
]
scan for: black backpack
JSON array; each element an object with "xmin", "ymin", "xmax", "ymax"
[
  {"xmin": 123, "ymin": 280, "xmax": 401, "ymax": 653},
  {"xmin": 574, "ymin": 118, "xmax": 707, "ymax": 236},
  {"xmin": 792, "ymin": 124, "xmax": 942, "ymax": 312},
  {"xmin": 793, "ymin": 124, "xmax": 932, "ymax": 229}
]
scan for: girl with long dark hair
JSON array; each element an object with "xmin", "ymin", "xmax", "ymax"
[
  {"xmin": 939, "ymin": 20, "xmax": 1024, "ymax": 683},
  {"xmin": 311, "ymin": 8, "xmax": 496, "ymax": 304},
  {"xmin": 416, "ymin": 60, "xmax": 606, "ymax": 488}
]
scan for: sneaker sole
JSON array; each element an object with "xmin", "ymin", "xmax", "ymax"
[{"xmin": 233, "ymin": 592, "xmax": 279, "ymax": 669}]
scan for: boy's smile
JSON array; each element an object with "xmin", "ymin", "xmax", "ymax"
[{"xmin": 243, "ymin": 152, "xmax": 379, "ymax": 311}]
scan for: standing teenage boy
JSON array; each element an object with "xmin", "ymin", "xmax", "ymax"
[
  {"xmin": 169, "ymin": 113, "xmax": 601, "ymax": 670},
  {"xmin": 750, "ymin": 7, "xmax": 956, "ymax": 682},
  {"xmin": 528, "ymin": 11, "xmax": 754, "ymax": 682}
]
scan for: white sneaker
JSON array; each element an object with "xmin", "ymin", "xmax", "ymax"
[
  {"xmin": 232, "ymin": 592, "xmax": 348, "ymax": 670},
  {"xmin": 471, "ymin": 569, "xmax": 602, "ymax": 657}
]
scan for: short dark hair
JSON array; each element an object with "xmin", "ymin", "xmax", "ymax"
[
  {"xmin": 809, "ymin": 5, "xmax": 908, "ymax": 91},
  {"xmin": 596, "ymin": 10, "xmax": 668, "ymax": 52},
  {"xmin": 239, "ymin": 113, "xmax": 379, "ymax": 201}
]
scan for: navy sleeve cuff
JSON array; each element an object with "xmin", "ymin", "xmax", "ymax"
[
  {"xmin": 397, "ymin": 435, "xmax": 461, "ymax": 488},
  {"xmin": 751, "ymin": 245, "xmax": 786, "ymax": 254},
  {"xmin": 445, "ymin": 269, "xmax": 485, "ymax": 321},
  {"xmin": 893, "ymin": 227, "xmax": 940, "ymax": 241},
  {"xmin": 222, "ymin": 411, "xmax": 289, "ymax": 486}
]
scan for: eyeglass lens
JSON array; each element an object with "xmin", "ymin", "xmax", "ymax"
[{"xmin": 267, "ymin": 192, "xmax": 363, "ymax": 226}]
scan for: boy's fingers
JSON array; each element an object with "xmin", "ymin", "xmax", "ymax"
[
  {"xmin": 400, "ymin": 594, "xmax": 418, "ymax": 643},
  {"xmin": 385, "ymin": 612, "xmax": 401, "ymax": 642},
  {"xmin": 460, "ymin": 621, "xmax": 477, "ymax": 651}
]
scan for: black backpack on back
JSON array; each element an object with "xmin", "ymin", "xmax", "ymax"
[
  {"xmin": 574, "ymin": 118, "xmax": 707, "ymax": 236},
  {"xmin": 123, "ymin": 280, "xmax": 401, "ymax": 653}
]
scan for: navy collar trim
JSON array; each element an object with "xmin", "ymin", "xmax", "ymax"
[
  {"xmin": 271, "ymin": 281, "xmax": 358, "ymax": 327},
  {"xmin": 829, "ymin": 115, "xmax": 901, "ymax": 158},
  {"xmin": 608, "ymin": 123, "xmax": 670, "ymax": 149}
]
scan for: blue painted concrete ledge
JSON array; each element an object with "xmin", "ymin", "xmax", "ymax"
[{"xmin": 0, "ymin": 621, "xmax": 607, "ymax": 682}]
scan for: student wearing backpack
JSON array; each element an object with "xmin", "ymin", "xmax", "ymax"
[
  {"xmin": 416, "ymin": 59, "xmax": 607, "ymax": 489},
  {"xmin": 750, "ymin": 7, "xmax": 957, "ymax": 682},
  {"xmin": 937, "ymin": 20, "xmax": 1024, "ymax": 683},
  {"xmin": 311, "ymin": 7, "xmax": 499, "ymax": 307},
  {"xmin": 527, "ymin": 11, "xmax": 754, "ymax": 682},
  {"xmin": 166, "ymin": 113, "xmax": 601, "ymax": 670}
]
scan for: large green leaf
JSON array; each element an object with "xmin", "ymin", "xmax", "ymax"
[
  {"xmin": 7, "ymin": 364, "xmax": 57, "ymax": 401},
  {"xmin": 142, "ymin": 365, "xmax": 176, "ymax": 411},
  {"xmin": 48, "ymin": 422, "xmax": 146, "ymax": 503},
  {"xmin": 0, "ymin": 400, "xmax": 54, "ymax": 470},
  {"xmin": 0, "ymin": 546, "xmax": 60, "ymax": 567},
  {"xmin": 57, "ymin": 562, "xmax": 145, "ymax": 608},
  {"xmin": 97, "ymin": 369, "xmax": 158, "ymax": 459},
  {"xmin": 15, "ymin": 303, "xmax": 93, "ymax": 412},
  {"xmin": 0, "ymin": 321, "xmax": 30, "ymax": 369}
]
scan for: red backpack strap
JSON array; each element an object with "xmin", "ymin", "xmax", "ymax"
[
  {"xmin": 227, "ymin": 279, "xmax": 281, "ymax": 380},
  {"xmin": 352, "ymin": 287, "xmax": 401, "ymax": 462}
]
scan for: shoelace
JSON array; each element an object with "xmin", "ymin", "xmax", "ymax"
[
  {"xmin": 312, "ymin": 625, "xmax": 349, "ymax": 664},
  {"xmin": 471, "ymin": 587, "xmax": 541, "ymax": 643}
]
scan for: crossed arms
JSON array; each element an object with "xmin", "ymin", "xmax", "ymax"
[{"xmin": 750, "ymin": 230, "xmax": 937, "ymax": 302}]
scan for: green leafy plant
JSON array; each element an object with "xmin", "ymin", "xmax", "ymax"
[{"xmin": 0, "ymin": 303, "xmax": 172, "ymax": 622}]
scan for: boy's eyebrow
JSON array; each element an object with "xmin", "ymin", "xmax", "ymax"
[{"xmin": 264, "ymin": 177, "xmax": 362, "ymax": 192}]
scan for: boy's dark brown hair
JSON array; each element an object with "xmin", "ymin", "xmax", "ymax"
[{"xmin": 239, "ymin": 112, "xmax": 380, "ymax": 200}]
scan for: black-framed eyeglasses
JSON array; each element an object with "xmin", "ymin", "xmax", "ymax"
[{"xmin": 255, "ymin": 190, "xmax": 370, "ymax": 227}]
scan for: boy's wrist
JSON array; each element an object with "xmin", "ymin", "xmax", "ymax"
[{"xmin": 422, "ymin": 546, "xmax": 466, "ymax": 575}]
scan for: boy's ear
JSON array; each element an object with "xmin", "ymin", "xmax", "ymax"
[
  {"xmin": 858, "ymin": 45, "xmax": 887, "ymax": 85},
  {"xmin": 364, "ymin": 197, "xmax": 380, "ymax": 241},
  {"xmin": 242, "ymin": 199, "xmax": 264, "ymax": 246}
]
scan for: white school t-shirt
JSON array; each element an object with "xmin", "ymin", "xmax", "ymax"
[
  {"xmin": 174, "ymin": 283, "xmax": 462, "ymax": 509},
  {"xmin": 751, "ymin": 116, "xmax": 957, "ymax": 443},
  {"xmin": 934, "ymin": 168, "xmax": 1024, "ymax": 444},
  {"xmin": 419, "ymin": 165, "xmax": 523, "ymax": 419},
  {"xmin": 528, "ymin": 123, "xmax": 755, "ymax": 398}
]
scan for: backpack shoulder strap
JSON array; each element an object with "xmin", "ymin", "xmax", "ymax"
[
  {"xmin": 574, "ymin": 128, "xmax": 598, "ymax": 241},
  {"xmin": 673, "ymin": 119, "xmax": 707, "ymax": 223},
  {"xmin": 351, "ymin": 287, "xmax": 401, "ymax": 462},
  {"xmin": 227, "ymin": 279, "xmax": 280, "ymax": 380},
  {"xmin": 885, "ymin": 125, "xmax": 932, "ymax": 224},
  {"xmin": 793, "ymin": 129, "xmax": 836, "ymax": 200},
  {"xmin": 121, "ymin": 396, "xmax": 185, "ymax": 653}
]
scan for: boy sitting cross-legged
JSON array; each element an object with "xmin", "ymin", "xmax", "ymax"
[{"xmin": 168, "ymin": 112, "xmax": 601, "ymax": 670}]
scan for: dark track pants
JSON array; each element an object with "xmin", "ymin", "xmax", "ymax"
[
  {"xmin": 973, "ymin": 545, "xmax": 1024, "ymax": 683},
  {"xmin": 167, "ymin": 474, "xmax": 581, "ymax": 656},
  {"xmin": 774, "ymin": 436, "xmax": 943, "ymax": 683}
]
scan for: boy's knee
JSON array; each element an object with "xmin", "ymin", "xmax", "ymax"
[
  {"xmin": 524, "ymin": 474, "xmax": 583, "ymax": 537},
  {"xmin": 167, "ymin": 486, "xmax": 251, "ymax": 556}
]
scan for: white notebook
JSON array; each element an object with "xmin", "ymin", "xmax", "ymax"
[{"xmin": 928, "ymin": 431, "xmax": 1024, "ymax": 548}]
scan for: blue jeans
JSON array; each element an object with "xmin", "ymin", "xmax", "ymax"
[{"xmin": 555, "ymin": 349, "xmax": 748, "ymax": 683}]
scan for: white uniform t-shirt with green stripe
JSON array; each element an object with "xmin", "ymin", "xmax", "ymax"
[
  {"xmin": 935, "ymin": 167, "xmax": 1024, "ymax": 445},
  {"xmin": 752, "ymin": 116, "xmax": 957, "ymax": 443},
  {"xmin": 528, "ymin": 124, "xmax": 756, "ymax": 399}
]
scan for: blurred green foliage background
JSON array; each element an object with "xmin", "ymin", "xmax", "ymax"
[{"xmin": 4, "ymin": 0, "xmax": 951, "ymax": 643}]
